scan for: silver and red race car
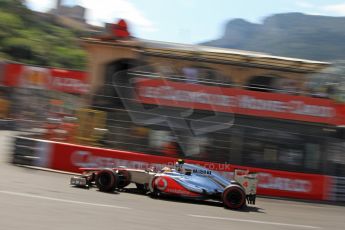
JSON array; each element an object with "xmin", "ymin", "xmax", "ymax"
[{"xmin": 70, "ymin": 160, "xmax": 258, "ymax": 210}]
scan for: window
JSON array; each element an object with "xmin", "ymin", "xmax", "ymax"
[
  {"xmin": 185, "ymin": 136, "xmax": 209, "ymax": 157},
  {"xmin": 181, "ymin": 66, "xmax": 231, "ymax": 86},
  {"xmin": 278, "ymin": 148, "xmax": 303, "ymax": 166},
  {"xmin": 264, "ymin": 145, "xmax": 278, "ymax": 163},
  {"xmin": 304, "ymin": 143, "xmax": 321, "ymax": 170},
  {"xmin": 149, "ymin": 130, "xmax": 172, "ymax": 150},
  {"xmin": 246, "ymin": 75, "xmax": 279, "ymax": 92}
]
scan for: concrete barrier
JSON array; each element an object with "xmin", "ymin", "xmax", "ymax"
[
  {"xmin": 11, "ymin": 136, "xmax": 333, "ymax": 201},
  {"xmin": 0, "ymin": 119, "xmax": 14, "ymax": 130},
  {"xmin": 12, "ymin": 136, "xmax": 51, "ymax": 167}
]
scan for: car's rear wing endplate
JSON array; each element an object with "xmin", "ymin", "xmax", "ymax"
[{"xmin": 234, "ymin": 169, "xmax": 258, "ymax": 196}]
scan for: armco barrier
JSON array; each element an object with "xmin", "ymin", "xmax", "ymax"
[
  {"xmin": 12, "ymin": 136, "xmax": 51, "ymax": 167},
  {"xmin": 12, "ymin": 137, "xmax": 332, "ymax": 201},
  {"xmin": 329, "ymin": 177, "xmax": 345, "ymax": 202}
]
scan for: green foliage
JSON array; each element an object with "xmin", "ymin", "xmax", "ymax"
[
  {"xmin": 0, "ymin": 11, "xmax": 23, "ymax": 29},
  {"xmin": 0, "ymin": 0, "xmax": 86, "ymax": 69}
]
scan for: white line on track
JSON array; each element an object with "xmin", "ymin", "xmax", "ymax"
[
  {"xmin": 0, "ymin": 190, "xmax": 131, "ymax": 210},
  {"xmin": 188, "ymin": 214, "xmax": 321, "ymax": 229},
  {"xmin": 258, "ymin": 198, "xmax": 337, "ymax": 210}
]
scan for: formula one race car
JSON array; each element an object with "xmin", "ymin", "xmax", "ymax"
[{"xmin": 70, "ymin": 160, "xmax": 257, "ymax": 210}]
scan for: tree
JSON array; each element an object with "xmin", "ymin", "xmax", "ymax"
[{"xmin": 0, "ymin": 0, "xmax": 87, "ymax": 69}]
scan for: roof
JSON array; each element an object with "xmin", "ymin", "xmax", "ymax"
[{"xmin": 81, "ymin": 37, "xmax": 330, "ymax": 72}]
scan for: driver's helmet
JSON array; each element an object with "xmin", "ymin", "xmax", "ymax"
[
  {"xmin": 160, "ymin": 167, "xmax": 172, "ymax": 173},
  {"xmin": 175, "ymin": 159, "xmax": 185, "ymax": 173}
]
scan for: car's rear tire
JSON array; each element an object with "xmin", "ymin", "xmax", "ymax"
[
  {"xmin": 222, "ymin": 185, "xmax": 246, "ymax": 210},
  {"xmin": 95, "ymin": 169, "xmax": 118, "ymax": 192}
]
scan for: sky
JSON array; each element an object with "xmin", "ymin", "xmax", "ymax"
[{"xmin": 25, "ymin": 0, "xmax": 345, "ymax": 44}]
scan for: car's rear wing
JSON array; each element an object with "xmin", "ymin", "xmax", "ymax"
[{"xmin": 234, "ymin": 169, "xmax": 257, "ymax": 204}]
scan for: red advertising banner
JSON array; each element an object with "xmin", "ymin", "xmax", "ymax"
[
  {"xmin": 48, "ymin": 141, "xmax": 330, "ymax": 200},
  {"xmin": 50, "ymin": 68, "xmax": 89, "ymax": 94},
  {"xmin": 2, "ymin": 63, "xmax": 22, "ymax": 87},
  {"xmin": 2, "ymin": 63, "xmax": 89, "ymax": 94},
  {"xmin": 136, "ymin": 78, "xmax": 344, "ymax": 125}
]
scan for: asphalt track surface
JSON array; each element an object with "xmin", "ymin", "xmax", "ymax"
[{"xmin": 0, "ymin": 131, "xmax": 345, "ymax": 230}]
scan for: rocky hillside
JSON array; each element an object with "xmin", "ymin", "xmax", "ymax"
[{"xmin": 201, "ymin": 13, "xmax": 345, "ymax": 61}]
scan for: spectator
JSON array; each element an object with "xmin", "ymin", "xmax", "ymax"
[{"xmin": 182, "ymin": 67, "xmax": 198, "ymax": 83}]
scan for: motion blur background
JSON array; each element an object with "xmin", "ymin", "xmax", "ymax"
[{"xmin": 1, "ymin": 0, "xmax": 345, "ymax": 205}]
